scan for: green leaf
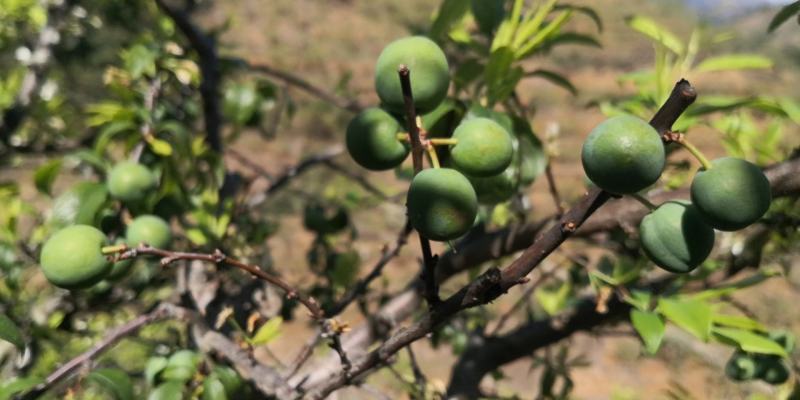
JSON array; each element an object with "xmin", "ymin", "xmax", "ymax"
[
  {"xmin": 145, "ymin": 356, "xmax": 168, "ymax": 385},
  {"xmin": 712, "ymin": 314, "xmax": 766, "ymax": 332},
  {"xmin": 525, "ymin": 69, "xmax": 577, "ymax": 95},
  {"xmin": 161, "ymin": 350, "xmax": 200, "ymax": 383},
  {"xmin": 555, "ymin": 4, "xmax": 602, "ymax": 32},
  {"xmin": 535, "ymin": 281, "xmax": 572, "ymax": 316},
  {"xmin": 492, "ymin": 0, "xmax": 524, "ymax": 50},
  {"xmin": 0, "ymin": 377, "xmax": 42, "ymax": 400},
  {"xmin": 0, "ymin": 314, "xmax": 23, "ymax": 350},
  {"xmin": 768, "ymin": 1, "xmax": 800, "ymax": 32},
  {"xmin": 147, "ymin": 138, "xmax": 173, "ymax": 156},
  {"xmin": 50, "ymin": 182, "xmax": 109, "ymax": 227},
  {"xmin": 147, "ymin": 381, "xmax": 185, "ymax": 400},
  {"xmin": 87, "ymin": 368, "xmax": 134, "ymax": 400},
  {"xmin": 712, "ymin": 327, "xmax": 787, "ymax": 356},
  {"xmin": 122, "ymin": 44, "xmax": 157, "ymax": 79},
  {"xmin": 689, "ymin": 271, "xmax": 776, "ymax": 301},
  {"xmin": 657, "ymin": 298, "xmax": 712, "ymax": 341},
  {"xmin": 202, "ymin": 378, "xmax": 227, "ymax": 400},
  {"xmin": 485, "ymin": 46, "xmax": 516, "ymax": 90},
  {"xmin": 624, "ymin": 290, "xmax": 652, "ymax": 311},
  {"xmin": 778, "ymin": 97, "xmax": 800, "ymax": 124},
  {"xmin": 250, "ymin": 317, "xmax": 283, "ymax": 346},
  {"xmin": 696, "ymin": 54, "xmax": 773, "ymax": 73},
  {"xmin": 94, "ymin": 121, "xmax": 136, "ymax": 155},
  {"xmin": 539, "ymin": 32, "xmax": 601, "ymax": 51},
  {"xmin": 515, "ymin": 10, "xmax": 574, "ymax": 59},
  {"xmin": 624, "ymin": 15, "xmax": 683, "ymax": 55},
  {"xmin": 329, "ymin": 250, "xmax": 361, "ymax": 290},
  {"xmin": 631, "ymin": 310, "xmax": 665, "ymax": 354},
  {"xmin": 34, "ymin": 159, "xmax": 62, "ymax": 196},
  {"xmin": 471, "ymin": 0, "xmax": 506, "ymax": 35},
  {"xmin": 430, "ymin": 0, "xmax": 471, "ymax": 40}
]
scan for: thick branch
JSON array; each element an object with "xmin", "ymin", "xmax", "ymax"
[
  {"xmin": 154, "ymin": 0, "xmax": 222, "ymax": 152},
  {"xmin": 305, "ymin": 79, "xmax": 696, "ymax": 398}
]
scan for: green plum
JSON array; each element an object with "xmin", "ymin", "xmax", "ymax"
[
  {"xmin": 450, "ymin": 117, "xmax": 514, "ymax": 177},
  {"xmin": 374, "ymin": 36, "xmax": 450, "ymax": 113},
  {"xmin": 639, "ymin": 200, "xmax": 715, "ymax": 273},
  {"xmin": 690, "ymin": 157, "xmax": 771, "ymax": 231},
  {"xmin": 346, "ymin": 107, "xmax": 409, "ymax": 171},
  {"xmin": 40, "ymin": 225, "xmax": 112, "ymax": 289},
  {"xmin": 581, "ymin": 115, "xmax": 665, "ymax": 194},
  {"xmin": 725, "ymin": 352, "xmax": 757, "ymax": 381},
  {"xmin": 407, "ymin": 168, "xmax": 478, "ymax": 241},
  {"xmin": 126, "ymin": 215, "xmax": 172, "ymax": 249},
  {"xmin": 107, "ymin": 161, "xmax": 157, "ymax": 203}
]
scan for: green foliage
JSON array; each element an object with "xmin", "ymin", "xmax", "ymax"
[
  {"xmin": 87, "ymin": 368, "xmax": 135, "ymax": 400},
  {"xmin": 630, "ymin": 310, "xmax": 665, "ymax": 354},
  {"xmin": 768, "ymin": 1, "xmax": 800, "ymax": 32},
  {"xmin": 0, "ymin": 314, "xmax": 23, "ymax": 350}
]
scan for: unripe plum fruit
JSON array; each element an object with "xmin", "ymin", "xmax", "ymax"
[
  {"xmin": 581, "ymin": 115, "xmax": 665, "ymax": 194},
  {"xmin": 40, "ymin": 225, "xmax": 112, "ymax": 289},
  {"xmin": 374, "ymin": 36, "xmax": 450, "ymax": 113},
  {"xmin": 407, "ymin": 168, "xmax": 478, "ymax": 241},
  {"xmin": 126, "ymin": 214, "xmax": 172, "ymax": 249},
  {"xmin": 303, "ymin": 202, "xmax": 349, "ymax": 235},
  {"xmin": 450, "ymin": 117, "xmax": 514, "ymax": 177},
  {"xmin": 725, "ymin": 352, "xmax": 758, "ymax": 381},
  {"xmin": 690, "ymin": 157, "xmax": 771, "ymax": 231},
  {"xmin": 346, "ymin": 107, "xmax": 409, "ymax": 171},
  {"xmin": 468, "ymin": 164, "xmax": 517, "ymax": 204},
  {"xmin": 757, "ymin": 357, "xmax": 790, "ymax": 384},
  {"xmin": 107, "ymin": 161, "xmax": 157, "ymax": 203},
  {"xmin": 639, "ymin": 201, "xmax": 715, "ymax": 273}
]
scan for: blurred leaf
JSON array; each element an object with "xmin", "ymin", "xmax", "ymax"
[
  {"xmin": 209, "ymin": 366, "xmax": 244, "ymax": 397},
  {"xmin": 657, "ymin": 298, "xmax": 712, "ymax": 341},
  {"xmin": 689, "ymin": 272, "xmax": 776, "ymax": 301},
  {"xmin": 94, "ymin": 121, "xmax": 136, "ymax": 155},
  {"xmin": 696, "ymin": 54, "xmax": 773, "ymax": 72},
  {"xmin": 471, "ymin": 0, "xmax": 506, "ymax": 35},
  {"xmin": 147, "ymin": 381, "xmax": 185, "ymax": 400},
  {"xmin": 511, "ymin": 116, "xmax": 547, "ymax": 184},
  {"xmin": 485, "ymin": 46, "xmax": 515, "ymax": 91},
  {"xmin": 87, "ymin": 368, "xmax": 134, "ymax": 400},
  {"xmin": 539, "ymin": 32, "xmax": 602, "ymax": 51},
  {"xmin": 555, "ymin": 4, "xmax": 603, "ymax": 32},
  {"xmin": 515, "ymin": 10, "xmax": 573, "ymax": 59},
  {"xmin": 145, "ymin": 356, "xmax": 168, "ymax": 385},
  {"xmin": 525, "ymin": 69, "xmax": 577, "ymax": 95},
  {"xmin": 329, "ymin": 250, "xmax": 361, "ymax": 289},
  {"xmin": 513, "ymin": 0, "xmax": 558, "ymax": 50},
  {"xmin": 50, "ymin": 182, "xmax": 108, "ymax": 227},
  {"xmin": 223, "ymin": 82, "xmax": 260, "ymax": 125},
  {"xmin": 202, "ymin": 378, "xmax": 227, "ymax": 400},
  {"xmin": 0, "ymin": 314, "xmax": 23, "ymax": 350},
  {"xmin": 122, "ymin": 44, "xmax": 157, "ymax": 79},
  {"xmin": 778, "ymin": 97, "xmax": 800, "ymax": 124},
  {"xmin": 250, "ymin": 317, "xmax": 283, "ymax": 346},
  {"xmin": 161, "ymin": 350, "xmax": 200, "ymax": 383},
  {"xmin": 430, "ymin": 0, "xmax": 471, "ymax": 40},
  {"xmin": 624, "ymin": 15, "xmax": 683, "ymax": 55},
  {"xmin": 68, "ymin": 150, "xmax": 108, "ymax": 172},
  {"xmin": 631, "ymin": 310, "xmax": 665, "ymax": 354},
  {"xmin": 712, "ymin": 327, "xmax": 787, "ymax": 356},
  {"xmin": 147, "ymin": 137, "xmax": 173, "ymax": 156},
  {"xmin": 535, "ymin": 281, "xmax": 572, "ymax": 315},
  {"xmin": 34, "ymin": 159, "xmax": 62, "ymax": 196},
  {"xmin": 625, "ymin": 290, "xmax": 652, "ymax": 311},
  {"xmin": 492, "ymin": 0, "xmax": 524, "ymax": 50},
  {"xmin": 0, "ymin": 377, "xmax": 41, "ymax": 400},
  {"xmin": 768, "ymin": 1, "xmax": 800, "ymax": 32},
  {"xmin": 712, "ymin": 314, "xmax": 766, "ymax": 332}
]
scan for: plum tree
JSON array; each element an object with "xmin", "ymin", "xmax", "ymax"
[
  {"xmin": 639, "ymin": 201, "xmax": 715, "ymax": 273},
  {"xmin": 40, "ymin": 225, "xmax": 112, "ymax": 289},
  {"xmin": 107, "ymin": 161, "xmax": 157, "ymax": 203},
  {"xmin": 346, "ymin": 107, "xmax": 409, "ymax": 170},
  {"xmin": 450, "ymin": 117, "xmax": 513, "ymax": 177},
  {"xmin": 126, "ymin": 215, "xmax": 172, "ymax": 249},
  {"xmin": 581, "ymin": 115, "xmax": 665, "ymax": 194},
  {"xmin": 406, "ymin": 168, "xmax": 478, "ymax": 241},
  {"xmin": 374, "ymin": 36, "xmax": 450, "ymax": 113},
  {"xmin": 690, "ymin": 157, "xmax": 771, "ymax": 231}
]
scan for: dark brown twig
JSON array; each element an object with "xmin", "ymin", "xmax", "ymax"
[
  {"xmin": 407, "ymin": 345, "xmax": 427, "ymax": 398},
  {"xmin": 398, "ymin": 65, "xmax": 440, "ymax": 308},
  {"xmin": 306, "ymin": 79, "xmax": 697, "ymax": 399},
  {"xmin": 111, "ymin": 244, "xmax": 324, "ymax": 320},
  {"xmin": 544, "ymin": 163, "xmax": 565, "ymax": 216},
  {"xmin": 18, "ymin": 303, "xmax": 192, "ymax": 400}
]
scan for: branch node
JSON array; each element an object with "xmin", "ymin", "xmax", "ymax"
[{"xmin": 561, "ymin": 221, "xmax": 577, "ymax": 233}]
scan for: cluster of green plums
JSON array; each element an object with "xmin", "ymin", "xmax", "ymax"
[
  {"xmin": 347, "ymin": 36, "xmax": 528, "ymax": 241},
  {"xmin": 39, "ymin": 161, "xmax": 172, "ymax": 289},
  {"xmin": 725, "ymin": 331, "xmax": 794, "ymax": 385},
  {"xmin": 580, "ymin": 115, "xmax": 772, "ymax": 274}
]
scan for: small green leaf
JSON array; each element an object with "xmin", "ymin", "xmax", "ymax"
[
  {"xmin": 147, "ymin": 138, "xmax": 173, "ymax": 156},
  {"xmin": 624, "ymin": 15, "xmax": 683, "ymax": 55},
  {"xmin": 161, "ymin": 350, "xmax": 200, "ymax": 383},
  {"xmin": 34, "ymin": 159, "xmax": 62, "ymax": 196},
  {"xmin": 712, "ymin": 327, "xmax": 787, "ymax": 356},
  {"xmin": 250, "ymin": 317, "xmax": 283, "ymax": 346},
  {"xmin": 147, "ymin": 381, "xmax": 185, "ymax": 400},
  {"xmin": 624, "ymin": 290, "xmax": 652, "ymax": 311},
  {"xmin": 50, "ymin": 182, "xmax": 109, "ymax": 227},
  {"xmin": 535, "ymin": 281, "xmax": 572, "ymax": 316},
  {"xmin": 430, "ymin": 0, "xmax": 471, "ymax": 40},
  {"xmin": 631, "ymin": 310, "xmax": 665, "ymax": 354},
  {"xmin": 492, "ymin": 0, "xmax": 525, "ymax": 50},
  {"xmin": 555, "ymin": 4, "xmax": 602, "ymax": 32},
  {"xmin": 122, "ymin": 44, "xmax": 157, "ymax": 79},
  {"xmin": 202, "ymin": 378, "xmax": 227, "ymax": 400},
  {"xmin": 696, "ymin": 54, "xmax": 773, "ymax": 73},
  {"xmin": 657, "ymin": 298, "xmax": 712, "ymax": 341},
  {"xmin": 145, "ymin": 356, "xmax": 168, "ymax": 385},
  {"xmin": 539, "ymin": 32, "xmax": 602, "ymax": 51},
  {"xmin": 712, "ymin": 314, "xmax": 766, "ymax": 332},
  {"xmin": 0, "ymin": 376, "xmax": 42, "ymax": 400},
  {"xmin": 0, "ymin": 314, "xmax": 23, "ymax": 350},
  {"xmin": 525, "ymin": 69, "xmax": 577, "ymax": 95},
  {"xmin": 768, "ymin": 0, "xmax": 800, "ymax": 32},
  {"xmin": 87, "ymin": 368, "xmax": 134, "ymax": 400}
]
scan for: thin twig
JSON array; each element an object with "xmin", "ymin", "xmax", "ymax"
[
  {"xmin": 326, "ymin": 222, "xmax": 413, "ymax": 317},
  {"xmin": 323, "ymin": 320, "xmax": 352, "ymax": 376},
  {"xmin": 285, "ymin": 330, "xmax": 324, "ymax": 380},
  {"xmin": 489, "ymin": 267, "xmax": 556, "ymax": 336},
  {"xmin": 322, "ymin": 159, "xmax": 389, "ymax": 199},
  {"xmin": 18, "ymin": 303, "xmax": 192, "ymax": 400},
  {"xmin": 228, "ymin": 147, "xmax": 274, "ymax": 181},
  {"xmin": 230, "ymin": 58, "xmax": 363, "ymax": 113},
  {"xmin": 109, "ymin": 244, "xmax": 325, "ymax": 320},
  {"xmin": 544, "ymin": 163, "xmax": 565, "ymax": 216},
  {"xmin": 406, "ymin": 345, "xmax": 427, "ymax": 398},
  {"xmin": 398, "ymin": 65, "xmax": 440, "ymax": 308}
]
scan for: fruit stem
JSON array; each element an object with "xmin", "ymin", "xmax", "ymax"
[
  {"xmin": 629, "ymin": 193, "xmax": 658, "ymax": 211},
  {"xmin": 101, "ymin": 244, "xmax": 128, "ymax": 255},
  {"xmin": 426, "ymin": 146, "xmax": 441, "ymax": 168},
  {"xmin": 677, "ymin": 136, "xmax": 713, "ymax": 170},
  {"xmin": 428, "ymin": 138, "xmax": 458, "ymax": 146}
]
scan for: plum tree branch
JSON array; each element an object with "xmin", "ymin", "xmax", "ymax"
[
  {"xmin": 398, "ymin": 65, "xmax": 440, "ymax": 308},
  {"xmin": 305, "ymin": 79, "xmax": 697, "ymax": 399}
]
